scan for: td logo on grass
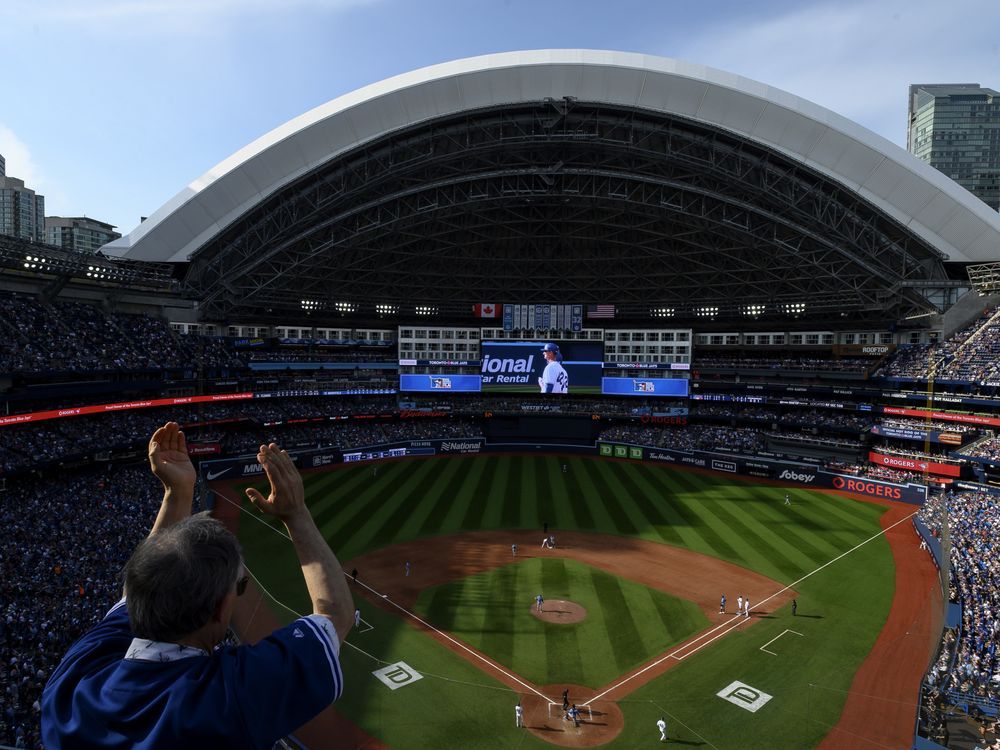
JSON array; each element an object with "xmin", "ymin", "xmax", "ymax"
[
  {"xmin": 373, "ymin": 662, "xmax": 424, "ymax": 691},
  {"xmin": 716, "ymin": 681, "xmax": 773, "ymax": 712}
]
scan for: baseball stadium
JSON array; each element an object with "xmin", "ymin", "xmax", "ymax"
[{"xmin": 3, "ymin": 51, "xmax": 1000, "ymax": 749}]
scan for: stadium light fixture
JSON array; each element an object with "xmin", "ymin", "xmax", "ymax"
[
  {"xmin": 743, "ymin": 304, "xmax": 766, "ymax": 317},
  {"xmin": 375, "ymin": 303, "xmax": 398, "ymax": 316},
  {"xmin": 334, "ymin": 301, "xmax": 355, "ymax": 313},
  {"xmin": 651, "ymin": 307, "xmax": 675, "ymax": 318},
  {"xmin": 415, "ymin": 305, "xmax": 437, "ymax": 316},
  {"xmin": 782, "ymin": 302, "xmax": 807, "ymax": 315},
  {"xmin": 695, "ymin": 306, "xmax": 719, "ymax": 318}
]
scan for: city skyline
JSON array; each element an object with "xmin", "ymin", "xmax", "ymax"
[{"xmin": 3, "ymin": 0, "xmax": 1000, "ymax": 236}]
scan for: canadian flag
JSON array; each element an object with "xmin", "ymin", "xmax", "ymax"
[{"xmin": 473, "ymin": 303, "xmax": 500, "ymax": 318}]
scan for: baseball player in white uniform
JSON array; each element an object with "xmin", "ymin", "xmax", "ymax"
[
  {"xmin": 512, "ymin": 543, "xmax": 518, "ymax": 558},
  {"xmin": 736, "ymin": 595, "xmax": 743, "ymax": 614},
  {"xmin": 354, "ymin": 608, "xmax": 361, "ymax": 628},
  {"xmin": 657, "ymin": 717, "xmax": 667, "ymax": 741},
  {"xmin": 743, "ymin": 596, "xmax": 750, "ymax": 618},
  {"xmin": 515, "ymin": 702, "xmax": 524, "ymax": 728},
  {"xmin": 538, "ymin": 343, "xmax": 569, "ymax": 394}
]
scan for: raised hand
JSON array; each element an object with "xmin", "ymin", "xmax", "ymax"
[
  {"xmin": 148, "ymin": 422, "xmax": 196, "ymax": 492},
  {"xmin": 245, "ymin": 444, "xmax": 306, "ymax": 522}
]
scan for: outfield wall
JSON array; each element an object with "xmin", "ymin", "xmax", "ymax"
[
  {"xmin": 200, "ymin": 437, "xmax": 927, "ymax": 505},
  {"xmin": 596, "ymin": 441, "xmax": 928, "ymax": 504}
]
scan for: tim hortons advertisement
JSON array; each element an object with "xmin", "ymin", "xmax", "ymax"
[
  {"xmin": 868, "ymin": 451, "xmax": 962, "ymax": 478},
  {"xmin": 186, "ymin": 443, "xmax": 222, "ymax": 456}
]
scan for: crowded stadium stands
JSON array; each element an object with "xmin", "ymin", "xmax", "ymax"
[
  {"xmin": 919, "ymin": 490, "xmax": 1000, "ymax": 712},
  {"xmin": 0, "ymin": 467, "xmax": 166, "ymax": 750}
]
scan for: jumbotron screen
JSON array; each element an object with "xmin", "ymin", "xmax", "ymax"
[{"xmin": 480, "ymin": 340, "xmax": 603, "ymax": 394}]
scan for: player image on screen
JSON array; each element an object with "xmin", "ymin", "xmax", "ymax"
[{"xmin": 538, "ymin": 343, "xmax": 569, "ymax": 394}]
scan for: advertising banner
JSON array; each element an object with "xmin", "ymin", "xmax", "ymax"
[
  {"xmin": 480, "ymin": 340, "xmax": 603, "ymax": 394},
  {"xmin": 437, "ymin": 439, "xmax": 486, "ymax": 454},
  {"xmin": 597, "ymin": 442, "xmax": 927, "ymax": 503},
  {"xmin": 399, "ymin": 374, "xmax": 481, "ymax": 392},
  {"xmin": 601, "ymin": 377, "xmax": 689, "ymax": 397},
  {"xmin": 870, "ymin": 424, "xmax": 966, "ymax": 445},
  {"xmin": 881, "ymin": 406, "xmax": 1000, "ymax": 428},
  {"xmin": 868, "ymin": 451, "xmax": 962, "ymax": 478},
  {"xmin": 187, "ymin": 443, "xmax": 221, "ymax": 456},
  {"xmin": 0, "ymin": 392, "xmax": 255, "ymax": 428}
]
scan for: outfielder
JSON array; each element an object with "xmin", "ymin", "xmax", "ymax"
[
  {"xmin": 538, "ymin": 343, "xmax": 569, "ymax": 394},
  {"xmin": 784, "ymin": 493, "xmax": 791, "ymax": 506},
  {"xmin": 657, "ymin": 717, "xmax": 667, "ymax": 742},
  {"xmin": 354, "ymin": 609, "xmax": 361, "ymax": 629}
]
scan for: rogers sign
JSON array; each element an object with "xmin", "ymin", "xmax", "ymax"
[
  {"xmin": 831, "ymin": 475, "xmax": 902, "ymax": 500},
  {"xmin": 639, "ymin": 415, "xmax": 688, "ymax": 425}
]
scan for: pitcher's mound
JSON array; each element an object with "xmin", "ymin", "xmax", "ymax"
[{"xmin": 533, "ymin": 600, "xmax": 587, "ymax": 624}]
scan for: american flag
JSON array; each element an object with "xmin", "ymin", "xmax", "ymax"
[{"xmin": 586, "ymin": 304, "xmax": 615, "ymax": 319}]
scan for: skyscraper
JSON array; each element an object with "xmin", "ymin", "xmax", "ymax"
[
  {"xmin": 908, "ymin": 84, "xmax": 1000, "ymax": 211},
  {"xmin": 0, "ymin": 152, "xmax": 46, "ymax": 241}
]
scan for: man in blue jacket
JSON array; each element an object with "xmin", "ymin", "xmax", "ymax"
[{"xmin": 42, "ymin": 422, "xmax": 354, "ymax": 749}]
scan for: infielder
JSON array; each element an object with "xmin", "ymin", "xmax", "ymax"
[
  {"xmin": 719, "ymin": 594, "xmax": 726, "ymax": 614},
  {"xmin": 512, "ymin": 543, "xmax": 518, "ymax": 558},
  {"xmin": 736, "ymin": 595, "xmax": 743, "ymax": 614},
  {"xmin": 405, "ymin": 561, "xmax": 410, "ymax": 577},
  {"xmin": 657, "ymin": 717, "xmax": 667, "ymax": 742},
  {"xmin": 515, "ymin": 702, "xmax": 524, "ymax": 728},
  {"xmin": 535, "ymin": 594, "xmax": 544, "ymax": 612},
  {"xmin": 743, "ymin": 597, "xmax": 750, "ymax": 618},
  {"xmin": 538, "ymin": 343, "xmax": 569, "ymax": 394}
]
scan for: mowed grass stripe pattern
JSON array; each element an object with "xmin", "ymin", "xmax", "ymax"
[
  {"xmin": 235, "ymin": 455, "xmax": 897, "ymax": 750},
  {"xmin": 413, "ymin": 557, "xmax": 708, "ymax": 687},
  {"xmin": 261, "ymin": 456, "xmax": 883, "ymax": 584}
]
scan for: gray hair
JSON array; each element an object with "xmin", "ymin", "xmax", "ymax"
[{"xmin": 123, "ymin": 512, "xmax": 243, "ymax": 641}]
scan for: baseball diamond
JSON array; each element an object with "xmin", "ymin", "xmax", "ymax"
[
  {"xmin": 8, "ymin": 38, "xmax": 1000, "ymax": 750},
  {"xmin": 216, "ymin": 453, "xmax": 939, "ymax": 749}
]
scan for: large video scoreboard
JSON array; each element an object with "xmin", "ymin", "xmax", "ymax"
[{"xmin": 400, "ymin": 337, "xmax": 688, "ymax": 396}]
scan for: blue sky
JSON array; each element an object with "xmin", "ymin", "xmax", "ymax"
[{"xmin": 3, "ymin": 0, "xmax": 999, "ymax": 236}]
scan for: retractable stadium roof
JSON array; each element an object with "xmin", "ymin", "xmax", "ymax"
[{"xmin": 104, "ymin": 50, "xmax": 999, "ymax": 323}]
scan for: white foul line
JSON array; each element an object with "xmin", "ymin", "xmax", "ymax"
[
  {"xmin": 350, "ymin": 576, "xmax": 550, "ymax": 701},
  {"xmin": 760, "ymin": 629, "xmax": 803, "ymax": 656},
  {"xmin": 590, "ymin": 509, "xmax": 916, "ymax": 702}
]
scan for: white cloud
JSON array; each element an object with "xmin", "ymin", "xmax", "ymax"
[
  {"xmin": 0, "ymin": 124, "xmax": 76, "ymax": 215},
  {"xmin": 670, "ymin": 0, "xmax": 1000, "ymax": 147},
  {"xmin": 0, "ymin": 125, "xmax": 44, "ymax": 187}
]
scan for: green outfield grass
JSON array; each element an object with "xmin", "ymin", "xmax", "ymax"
[
  {"xmin": 235, "ymin": 455, "xmax": 898, "ymax": 749},
  {"xmin": 413, "ymin": 557, "xmax": 708, "ymax": 687}
]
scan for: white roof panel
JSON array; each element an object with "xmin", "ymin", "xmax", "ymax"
[{"xmin": 104, "ymin": 49, "xmax": 1000, "ymax": 264}]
